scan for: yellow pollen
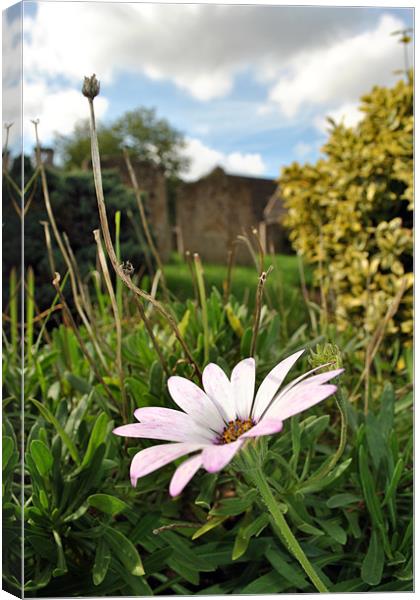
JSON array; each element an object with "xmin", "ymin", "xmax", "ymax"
[{"xmin": 219, "ymin": 418, "xmax": 254, "ymax": 444}]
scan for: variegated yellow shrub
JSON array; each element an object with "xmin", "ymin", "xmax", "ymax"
[{"xmin": 280, "ymin": 74, "xmax": 413, "ymax": 343}]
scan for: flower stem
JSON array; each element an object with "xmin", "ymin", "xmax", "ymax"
[{"xmin": 251, "ymin": 467, "xmax": 329, "ymax": 593}]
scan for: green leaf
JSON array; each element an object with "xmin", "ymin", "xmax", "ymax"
[
  {"xmin": 92, "ymin": 538, "xmax": 111, "ymax": 585},
  {"xmin": 30, "ymin": 398, "xmax": 80, "ymax": 465},
  {"xmin": 361, "ymin": 529, "xmax": 384, "ymax": 586},
  {"xmin": 2, "ymin": 437, "xmax": 14, "ymax": 471},
  {"xmin": 241, "ymin": 570, "xmax": 284, "ymax": 594},
  {"xmin": 39, "ymin": 489, "xmax": 49, "ymax": 510},
  {"xmin": 326, "ymin": 493, "xmax": 361, "ymax": 508},
  {"xmin": 159, "ymin": 531, "xmax": 212, "ymax": 571},
  {"xmin": 265, "ymin": 547, "xmax": 308, "ymax": 588},
  {"xmin": 318, "ymin": 519, "xmax": 347, "ymax": 545},
  {"xmin": 168, "ymin": 556, "xmax": 199, "ymax": 585},
  {"xmin": 232, "ymin": 532, "xmax": 250, "ymax": 561},
  {"xmin": 192, "ymin": 516, "xmax": 227, "ymax": 540},
  {"xmin": 290, "ymin": 415, "xmax": 301, "ymax": 471},
  {"xmin": 195, "ymin": 473, "xmax": 218, "ymax": 509},
  {"xmin": 209, "ymin": 490, "xmax": 257, "ymax": 516},
  {"xmin": 30, "ymin": 440, "xmax": 53, "ymax": 477},
  {"xmin": 143, "ymin": 547, "xmax": 173, "ymax": 575},
  {"xmin": 241, "ymin": 513, "xmax": 269, "ymax": 539},
  {"xmin": 382, "ymin": 458, "xmax": 404, "ymax": 506},
  {"xmin": 365, "ymin": 414, "xmax": 388, "ymax": 470},
  {"xmin": 148, "ymin": 361, "xmax": 163, "ymax": 397},
  {"xmin": 299, "ymin": 458, "xmax": 352, "ymax": 494},
  {"xmin": 104, "ymin": 526, "xmax": 145, "ymax": 576},
  {"xmin": 52, "ymin": 530, "xmax": 68, "ymax": 577},
  {"xmin": 377, "ymin": 382, "xmax": 395, "ymax": 437},
  {"xmin": 63, "ymin": 503, "xmax": 89, "ymax": 523},
  {"xmin": 301, "ymin": 415, "xmax": 330, "ymax": 443},
  {"xmin": 80, "ymin": 412, "xmax": 109, "ymax": 468},
  {"xmin": 240, "ymin": 327, "xmax": 253, "ymax": 357},
  {"xmin": 358, "ymin": 446, "xmax": 385, "ymax": 532},
  {"xmin": 65, "ymin": 373, "xmax": 92, "ymax": 394},
  {"xmin": 87, "ymin": 493, "xmax": 129, "ymax": 517}
]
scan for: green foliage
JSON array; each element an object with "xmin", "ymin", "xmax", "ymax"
[
  {"xmin": 280, "ymin": 74, "xmax": 413, "ymax": 343},
  {"xmin": 3, "ymin": 270, "xmax": 412, "ymax": 594},
  {"xmin": 2, "ymin": 156, "xmax": 153, "ymax": 310},
  {"xmin": 54, "ymin": 107, "xmax": 189, "ymax": 178}
]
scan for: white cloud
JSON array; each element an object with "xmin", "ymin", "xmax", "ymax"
[
  {"xmin": 269, "ymin": 14, "xmax": 405, "ymax": 118},
  {"xmin": 313, "ymin": 102, "xmax": 364, "ymax": 133},
  {"xmin": 22, "ymin": 3, "xmax": 398, "ymax": 102},
  {"xmin": 181, "ymin": 137, "xmax": 266, "ymax": 181},
  {"xmin": 3, "ymin": 7, "xmax": 22, "ymax": 150}
]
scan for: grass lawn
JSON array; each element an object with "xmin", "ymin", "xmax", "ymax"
[{"xmin": 164, "ymin": 253, "xmax": 310, "ymax": 329}]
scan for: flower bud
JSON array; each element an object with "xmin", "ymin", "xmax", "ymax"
[
  {"xmin": 308, "ymin": 343, "xmax": 343, "ymax": 371},
  {"xmin": 82, "ymin": 74, "xmax": 100, "ymax": 99}
]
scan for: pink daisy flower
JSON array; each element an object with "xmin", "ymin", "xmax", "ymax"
[{"xmin": 113, "ymin": 349, "xmax": 344, "ymax": 497}]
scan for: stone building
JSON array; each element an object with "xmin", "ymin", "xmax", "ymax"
[
  {"xmin": 94, "ymin": 156, "xmax": 172, "ymax": 262},
  {"xmin": 175, "ymin": 166, "xmax": 288, "ymax": 265}
]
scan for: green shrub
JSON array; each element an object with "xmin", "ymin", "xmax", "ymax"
[
  {"xmin": 280, "ymin": 74, "xmax": 413, "ymax": 344},
  {"xmin": 2, "ymin": 156, "xmax": 153, "ymax": 310}
]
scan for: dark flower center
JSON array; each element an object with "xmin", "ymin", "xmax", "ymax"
[{"xmin": 219, "ymin": 418, "xmax": 254, "ymax": 444}]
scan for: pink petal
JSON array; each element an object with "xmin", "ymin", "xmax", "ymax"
[
  {"xmin": 169, "ymin": 454, "xmax": 203, "ymax": 497},
  {"xmin": 231, "ymin": 358, "xmax": 255, "ymax": 420},
  {"xmin": 113, "ymin": 422, "xmax": 213, "ymax": 444},
  {"xmin": 273, "ymin": 362, "xmax": 333, "ymax": 404},
  {"xmin": 133, "ymin": 407, "xmax": 213, "ymax": 441},
  {"xmin": 202, "ymin": 363, "xmax": 236, "ymax": 422},
  {"xmin": 265, "ymin": 384, "xmax": 338, "ymax": 422},
  {"xmin": 201, "ymin": 439, "xmax": 243, "ymax": 473},
  {"xmin": 240, "ymin": 418, "xmax": 283, "ymax": 438},
  {"xmin": 252, "ymin": 350, "xmax": 305, "ymax": 421},
  {"xmin": 130, "ymin": 442, "xmax": 205, "ymax": 486},
  {"xmin": 168, "ymin": 376, "xmax": 225, "ymax": 432},
  {"xmin": 298, "ymin": 368, "xmax": 344, "ymax": 387}
]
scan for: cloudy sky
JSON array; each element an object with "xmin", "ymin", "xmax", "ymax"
[{"xmin": 2, "ymin": 1, "xmax": 413, "ymax": 180}]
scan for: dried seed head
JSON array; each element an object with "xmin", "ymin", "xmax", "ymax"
[
  {"xmin": 82, "ymin": 74, "xmax": 100, "ymax": 99},
  {"xmin": 120, "ymin": 260, "xmax": 134, "ymax": 276}
]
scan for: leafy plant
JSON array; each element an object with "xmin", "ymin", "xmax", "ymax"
[{"xmin": 280, "ymin": 73, "xmax": 413, "ymax": 344}]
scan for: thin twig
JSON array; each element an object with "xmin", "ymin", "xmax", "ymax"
[
  {"xmin": 250, "ymin": 266, "xmax": 273, "ymax": 357},
  {"xmin": 52, "ymin": 272, "xmax": 119, "ymax": 408},
  {"xmin": 123, "ymin": 148, "xmax": 170, "ymax": 303},
  {"xmin": 223, "ymin": 242, "xmax": 237, "ymax": 305},
  {"xmin": 133, "ymin": 295, "xmax": 170, "ymax": 378},
  {"xmin": 32, "ymin": 119, "xmax": 108, "ymax": 370},
  {"xmin": 252, "ymin": 226, "xmax": 273, "ymax": 310},
  {"xmin": 84, "ymin": 77, "xmax": 201, "ymax": 380},
  {"xmin": 40, "ymin": 220, "xmax": 56, "ymax": 277},
  {"xmin": 94, "ymin": 229, "xmax": 128, "ymax": 422},
  {"xmin": 153, "ymin": 522, "xmax": 202, "ymax": 535},
  {"xmin": 297, "ymin": 254, "xmax": 317, "ymax": 334},
  {"xmin": 194, "ymin": 253, "xmax": 209, "ymax": 364},
  {"xmin": 348, "ymin": 277, "xmax": 408, "ymax": 410}
]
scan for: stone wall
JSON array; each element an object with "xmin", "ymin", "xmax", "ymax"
[{"xmin": 175, "ymin": 167, "xmax": 282, "ymax": 265}]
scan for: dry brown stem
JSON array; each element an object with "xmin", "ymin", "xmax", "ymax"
[
  {"xmin": 123, "ymin": 148, "xmax": 170, "ymax": 303},
  {"xmin": 85, "ymin": 86, "xmax": 201, "ymax": 380},
  {"xmin": 94, "ymin": 229, "xmax": 128, "ymax": 421},
  {"xmin": 52, "ymin": 272, "xmax": 118, "ymax": 407}
]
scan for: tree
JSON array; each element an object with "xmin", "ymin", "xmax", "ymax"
[
  {"xmin": 279, "ymin": 73, "xmax": 413, "ymax": 343},
  {"xmin": 55, "ymin": 107, "xmax": 189, "ymax": 178}
]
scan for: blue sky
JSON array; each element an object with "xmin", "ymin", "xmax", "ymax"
[{"xmin": 2, "ymin": 1, "xmax": 414, "ymax": 180}]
